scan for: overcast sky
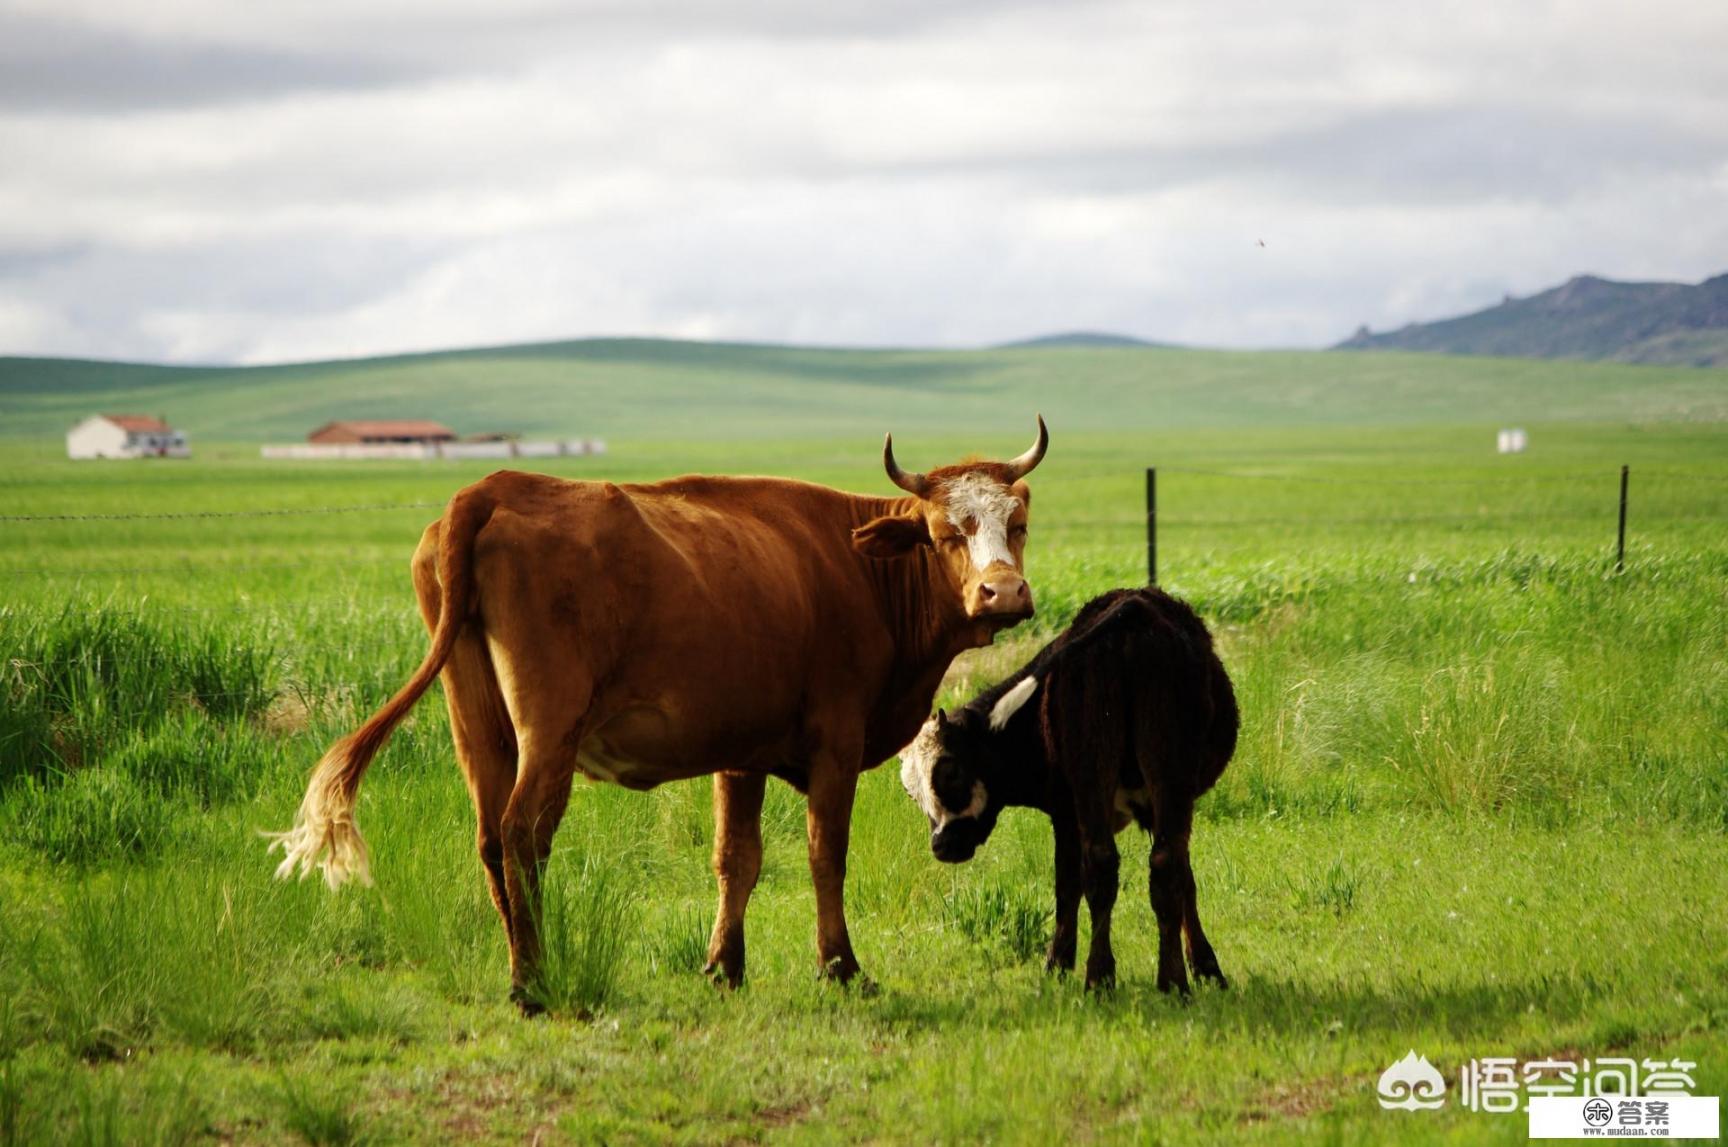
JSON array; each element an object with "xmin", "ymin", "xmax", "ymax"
[{"xmin": 1, "ymin": 0, "xmax": 1725, "ymax": 365}]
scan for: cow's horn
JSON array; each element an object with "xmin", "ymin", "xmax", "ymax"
[
  {"xmin": 1003, "ymin": 414, "xmax": 1049, "ymax": 480},
  {"xmin": 883, "ymin": 433, "xmax": 931, "ymax": 498}
]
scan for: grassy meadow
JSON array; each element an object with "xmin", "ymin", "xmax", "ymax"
[{"xmin": 1, "ymin": 342, "xmax": 1726, "ymax": 1143}]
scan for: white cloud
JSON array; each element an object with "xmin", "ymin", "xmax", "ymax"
[{"xmin": 0, "ymin": 0, "xmax": 1724, "ymax": 362}]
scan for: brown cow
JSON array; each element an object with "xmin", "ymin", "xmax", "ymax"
[{"xmin": 267, "ymin": 420, "xmax": 1048, "ymax": 1010}]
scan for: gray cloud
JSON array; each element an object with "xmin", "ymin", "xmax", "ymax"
[
  {"xmin": 0, "ymin": 13, "xmax": 421, "ymax": 112},
  {"xmin": 852, "ymin": 102, "xmax": 1728, "ymax": 208},
  {"xmin": 0, "ymin": 0, "xmax": 1724, "ymax": 363}
]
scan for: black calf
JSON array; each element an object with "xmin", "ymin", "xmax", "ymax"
[{"xmin": 899, "ymin": 587, "xmax": 1238, "ymax": 992}]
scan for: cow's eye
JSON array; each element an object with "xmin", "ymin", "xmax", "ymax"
[{"xmin": 1009, "ymin": 525, "xmax": 1028, "ymax": 538}]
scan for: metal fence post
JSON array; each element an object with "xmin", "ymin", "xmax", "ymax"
[
  {"xmin": 1616, "ymin": 464, "xmax": 1629, "ymax": 573},
  {"xmin": 1146, "ymin": 467, "xmax": 1157, "ymax": 585}
]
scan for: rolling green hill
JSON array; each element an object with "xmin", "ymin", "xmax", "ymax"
[
  {"xmin": 1336, "ymin": 272, "xmax": 1728, "ymax": 367},
  {"xmin": 2, "ymin": 336, "xmax": 1724, "ymax": 445},
  {"xmin": 994, "ymin": 331, "xmax": 1170, "ymax": 349}
]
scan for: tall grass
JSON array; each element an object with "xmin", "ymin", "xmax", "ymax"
[
  {"xmin": 943, "ymin": 882, "xmax": 1051, "ymax": 964},
  {"xmin": 1202, "ymin": 549, "xmax": 1728, "ymax": 828},
  {"xmin": 272, "ymin": 1073, "xmax": 367, "ymax": 1147},
  {"xmin": 522, "ymin": 853, "xmax": 640, "ymax": 1018},
  {"xmin": 0, "ymin": 605, "xmax": 275, "ymax": 785}
]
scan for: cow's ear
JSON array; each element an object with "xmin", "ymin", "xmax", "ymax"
[{"xmin": 851, "ymin": 513, "xmax": 931, "ymax": 558}]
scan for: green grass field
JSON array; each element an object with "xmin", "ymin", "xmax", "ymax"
[{"xmin": 1, "ymin": 343, "xmax": 1726, "ymax": 1144}]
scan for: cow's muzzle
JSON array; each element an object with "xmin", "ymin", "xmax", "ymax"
[{"xmin": 968, "ymin": 573, "xmax": 1034, "ymax": 622}]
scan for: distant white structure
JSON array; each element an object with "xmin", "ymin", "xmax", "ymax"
[
  {"xmin": 260, "ymin": 417, "xmax": 604, "ymax": 460},
  {"xmin": 260, "ymin": 439, "xmax": 605, "ymax": 461},
  {"xmin": 1496, "ymin": 428, "xmax": 1528, "ymax": 454},
  {"xmin": 67, "ymin": 414, "xmax": 189, "ymax": 460}
]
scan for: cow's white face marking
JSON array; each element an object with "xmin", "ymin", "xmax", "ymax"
[
  {"xmin": 943, "ymin": 472, "xmax": 1022, "ymax": 574},
  {"xmin": 988, "ymin": 676, "xmax": 1039, "ymax": 731},
  {"xmin": 899, "ymin": 718, "xmax": 987, "ymax": 827}
]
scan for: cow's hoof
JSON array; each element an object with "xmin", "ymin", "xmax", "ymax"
[
  {"xmin": 510, "ymin": 987, "xmax": 547, "ymax": 1018},
  {"xmin": 702, "ymin": 959, "xmax": 745, "ymax": 990},
  {"xmin": 1156, "ymin": 976, "xmax": 1193, "ymax": 998},
  {"xmin": 1044, "ymin": 952, "xmax": 1076, "ymax": 976},
  {"xmin": 817, "ymin": 969, "xmax": 878, "ymax": 997},
  {"xmin": 817, "ymin": 955, "xmax": 863, "ymax": 985}
]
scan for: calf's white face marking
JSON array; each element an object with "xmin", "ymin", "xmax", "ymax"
[
  {"xmin": 899, "ymin": 718, "xmax": 986, "ymax": 827},
  {"xmin": 942, "ymin": 472, "xmax": 1022, "ymax": 574}
]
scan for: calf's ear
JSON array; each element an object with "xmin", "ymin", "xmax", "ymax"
[{"xmin": 852, "ymin": 514, "xmax": 931, "ymax": 558}]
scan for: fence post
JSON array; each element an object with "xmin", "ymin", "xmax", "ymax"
[
  {"xmin": 1146, "ymin": 467, "xmax": 1157, "ymax": 585},
  {"xmin": 1616, "ymin": 464, "xmax": 1629, "ymax": 573}
]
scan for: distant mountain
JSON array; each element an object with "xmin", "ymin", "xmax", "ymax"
[
  {"xmin": 1335, "ymin": 272, "xmax": 1728, "ymax": 367},
  {"xmin": 997, "ymin": 331, "xmax": 1170, "ymax": 349}
]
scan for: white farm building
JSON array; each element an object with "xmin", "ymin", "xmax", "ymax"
[{"xmin": 67, "ymin": 414, "xmax": 190, "ymax": 460}]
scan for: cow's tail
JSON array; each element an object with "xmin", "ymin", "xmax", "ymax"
[{"xmin": 264, "ymin": 488, "xmax": 493, "ymax": 890}]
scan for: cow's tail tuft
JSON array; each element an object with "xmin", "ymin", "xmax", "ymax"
[
  {"xmin": 264, "ymin": 488, "xmax": 492, "ymax": 890},
  {"xmin": 264, "ymin": 737, "xmax": 379, "ymax": 889}
]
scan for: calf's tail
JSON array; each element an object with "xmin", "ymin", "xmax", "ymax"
[{"xmin": 264, "ymin": 489, "xmax": 492, "ymax": 889}]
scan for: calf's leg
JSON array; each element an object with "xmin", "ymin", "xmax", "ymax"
[
  {"xmin": 1046, "ymin": 812, "xmax": 1082, "ymax": 974},
  {"xmin": 1147, "ymin": 793, "xmax": 1193, "ymax": 995},
  {"xmin": 1078, "ymin": 828, "xmax": 1120, "ymax": 989},
  {"xmin": 704, "ymin": 770, "xmax": 766, "ymax": 987},
  {"xmin": 1049, "ymin": 684, "xmax": 1122, "ymax": 989},
  {"xmin": 1180, "ymin": 846, "xmax": 1228, "ymax": 988}
]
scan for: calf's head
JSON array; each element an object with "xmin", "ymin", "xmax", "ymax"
[
  {"xmin": 899, "ymin": 677, "xmax": 1039, "ymax": 863},
  {"xmin": 851, "ymin": 417, "xmax": 1047, "ymax": 633}
]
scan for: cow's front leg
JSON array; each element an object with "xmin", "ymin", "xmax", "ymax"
[
  {"xmin": 1046, "ymin": 811, "xmax": 1082, "ymax": 974},
  {"xmin": 805, "ymin": 754, "xmax": 862, "ymax": 983},
  {"xmin": 704, "ymin": 770, "xmax": 766, "ymax": 988}
]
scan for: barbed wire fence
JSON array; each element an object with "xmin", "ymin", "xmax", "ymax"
[
  {"xmin": 1142, "ymin": 464, "xmax": 1707, "ymax": 584},
  {"xmin": 1, "ymin": 463, "xmax": 1723, "ymax": 598}
]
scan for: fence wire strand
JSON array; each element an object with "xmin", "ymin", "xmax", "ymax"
[{"xmin": 0, "ymin": 501, "xmax": 444, "ymax": 523}]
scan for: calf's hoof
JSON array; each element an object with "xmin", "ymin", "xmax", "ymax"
[
  {"xmin": 509, "ymin": 986, "xmax": 547, "ymax": 1018},
  {"xmin": 1194, "ymin": 964, "xmax": 1229, "ymax": 990},
  {"xmin": 1083, "ymin": 958, "xmax": 1116, "ymax": 992}
]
